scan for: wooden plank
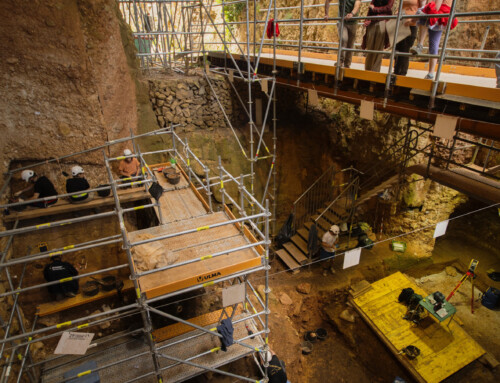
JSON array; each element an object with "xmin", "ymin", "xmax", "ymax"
[
  {"xmin": 318, "ymin": 209, "xmax": 338, "ymax": 225},
  {"xmin": 276, "ymin": 249, "xmax": 300, "ymax": 271},
  {"xmin": 297, "ymin": 228, "xmax": 309, "ymax": 242},
  {"xmin": 258, "ymin": 49, "xmax": 496, "ymax": 78},
  {"xmin": 283, "ymin": 242, "xmax": 308, "ymax": 265},
  {"xmin": 3, "ymin": 189, "xmax": 149, "ymax": 223},
  {"xmin": 444, "ymin": 83, "xmax": 500, "ymax": 103},
  {"xmin": 395, "ymin": 76, "xmax": 433, "ymax": 91},
  {"xmin": 140, "ymin": 256, "xmax": 262, "ymax": 299},
  {"xmin": 344, "ymin": 68, "xmax": 387, "ymax": 84},
  {"xmin": 352, "ymin": 272, "xmax": 486, "ymax": 383},
  {"xmin": 290, "ymin": 234, "xmax": 308, "ymax": 255},
  {"xmin": 37, "ymin": 279, "xmax": 134, "ymax": 317},
  {"xmin": 316, "ymin": 217, "xmax": 332, "ymax": 231},
  {"xmin": 152, "ymin": 306, "xmax": 242, "ymax": 343}
]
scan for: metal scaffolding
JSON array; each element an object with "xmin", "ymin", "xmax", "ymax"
[
  {"xmin": 117, "ymin": 0, "xmax": 498, "ymax": 237},
  {"xmin": 0, "ymin": 127, "xmax": 271, "ymax": 383}
]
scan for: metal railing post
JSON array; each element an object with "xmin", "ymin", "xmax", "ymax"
[
  {"xmin": 218, "ymin": 156, "xmax": 225, "ymax": 208},
  {"xmin": 429, "ymin": 0, "xmax": 459, "ymax": 108},
  {"xmin": 384, "ymin": 0, "xmax": 405, "ymax": 104},
  {"xmin": 103, "ymin": 151, "xmax": 163, "ymax": 383}
]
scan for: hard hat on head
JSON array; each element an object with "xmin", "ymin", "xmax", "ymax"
[
  {"xmin": 266, "ymin": 351, "xmax": 273, "ymax": 362},
  {"xmin": 123, "ymin": 149, "xmax": 133, "ymax": 156},
  {"xmin": 71, "ymin": 165, "xmax": 84, "ymax": 177},
  {"xmin": 330, "ymin": 225, "xmax": 340, "ymax": 235},
  {"xmin": 21, "ymin": 170, "xmax": 35, "ymax": 183}
]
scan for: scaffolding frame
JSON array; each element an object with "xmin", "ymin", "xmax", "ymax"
[
  {"xmin": 117, "ymin": 0, "xmax": 498, "ymax": 239},
  {"xmin": 0, "ymin": 127, "xmax": 271, "ymax": 383}
]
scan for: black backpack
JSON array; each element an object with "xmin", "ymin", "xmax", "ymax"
[{"xmin": 398, "ymin": 288, "xmax": 415, "ymax": 305}]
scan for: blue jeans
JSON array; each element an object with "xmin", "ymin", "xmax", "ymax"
[{"xmin": 320, "ymin": 248, "xmax": 335, "ymax": 260}]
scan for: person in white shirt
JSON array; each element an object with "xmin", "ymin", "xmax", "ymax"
[{"xmin": 321, "ymin": 225, "xmax": 340, "ymax": 260}]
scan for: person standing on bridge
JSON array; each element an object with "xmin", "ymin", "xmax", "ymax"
[
  {"xmin": 362, "ymin": 0, "xmax": 395, "ymax": 72},
  {"xmin": 410, "ymin": 0, "xmax": 458, "ymax": 79},
  {"xmin": 324, "ymin": 0, "xmax": 361, "ymax": 69},
  {"xmin": 393, "ymin": 0, "xmax": 419, "ymax": 76}
]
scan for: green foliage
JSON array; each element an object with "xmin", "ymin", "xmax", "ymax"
[{"xmin": 216, "ymin": 0, "xmax": 246, "ymax": 39}]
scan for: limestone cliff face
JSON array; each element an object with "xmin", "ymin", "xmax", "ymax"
[{"xmin": 0, "ymin": 0, "xmax": 154, "ymax": 179}]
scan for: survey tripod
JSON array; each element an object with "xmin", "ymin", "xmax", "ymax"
[{"xmin": 446, "ymin": 259, "xmax": 479, "ymax": 314}]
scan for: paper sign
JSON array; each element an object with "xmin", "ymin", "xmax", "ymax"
[
  {"xmin": 261, "ymin": 79, "xmax": 268, "ymax": 94},
  {"xmin": 433, "ymin": 220, "xmax": 449, "ymax": 238},
  {"xmin": 228, "ymin": 69, "xmax": 234, "ymax": 83},
  {"xmin": 433, "ymin": 115, "xmax": 457, "ymax": 140},
  {"xmin": 205, "ymin": 62, "xmax": 210, "ymax": 74},
  {"xmin": 343, "ymin": 248, "xmax": 362, "ymax": 269},
  {"xmin": 222, "ymin": 284, "xmax": 246, "ymax": 307},
  {"xmin": 308, "ymin": 89, "xmax": 319, "ymax": 106},
  {"xmin": 54, "ymin": 332, "xmax": 94, "ymax": 355},
  {"xmin": 360, "ymin": 100, "xmax": 374, "ymax": 120}
]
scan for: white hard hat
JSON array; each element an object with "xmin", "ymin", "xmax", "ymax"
[
  {"xmin": 266, "ymin": 351, "xmax": 272, "ymax": 362},
  {"xmin": 21, "ymin": 170, "xmax": 35, "ymax": 183},
  {"xmin": 71, "ymin": 165, "xmax": 84, "ymax": 177},
  {"xmin": 330, "ymin": 225, "xmax": 340, "ymax": 234},
  {"xmin": 124, "ymin": 149, "xmax": 132, "ymax": 156}
]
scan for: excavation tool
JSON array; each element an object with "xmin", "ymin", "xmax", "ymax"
[{"xmin": 446, "ymin": 259, "xmax": 479, "ymax": 314}]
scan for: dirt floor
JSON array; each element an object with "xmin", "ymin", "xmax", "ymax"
[{"xmin": 248, "ymin": 223, "xmax": 500, "ymax": 383}]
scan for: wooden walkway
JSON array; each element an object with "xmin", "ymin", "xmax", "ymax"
[
  {"xmin": 128, "ymin": 168, "xmax": 263, "ymax": 299},
  {"xmin": 351, "ymin": 272, "xmax": 485, "ymax": 383}
]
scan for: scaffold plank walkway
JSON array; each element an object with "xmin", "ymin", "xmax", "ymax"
[
  {"xmin": 3, "ymin": 188, "xmax": 149, "ymax": 223},
  {"xmin": 36, "ymin": 279, "xmax": 134, "ymax": 317},
  {"xmin": 129, "ymin": 212, "xmax": 262, "ymax": 299},
  {"xmin": 152, "ymin": 305, "xmax": 242, "ymax": 343},
  {"xmin": 156, "ymin": 313, "xmax": 262, "ymax": 383},
  {"xmin": 351, "ymin": 272, "xmax": 485, "ymax": 383}
]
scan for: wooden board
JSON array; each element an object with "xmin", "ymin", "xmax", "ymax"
[
  {"xmin": 37, "ymin": 279, "xmax": 134, "ymax": 317},
  {"xmin": 283, "ymin": 242, "xmax": 308, "ymax": 265},
  {"xmin": 290, "ymin": 234, "xmax": 308, "ymax": 254},
  {"xmin": 3, "ymin": 189, "xmax": 149, "ymax": 223},
  {"xmin": 275, "ymin": 249, "xmax": 300, "ymax": 271},
  {"xmin": 149, "ymin": 164, "xmax": 208, "ymax": 224},
  {"xmin": 129, "ymin": 212, "xmax": 263, "ymax": 299},
  {"xmin": 352, "ymin": 272, "xmax": 485, "ymax": 383},
  {"xmin": 152, "ymin": 306, "xmax": 242, "ymax": 343}
]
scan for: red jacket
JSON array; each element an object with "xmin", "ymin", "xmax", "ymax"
[
  {"xmin": 266, "ymin": 19, "xmax": 280, "ymax": 39},
  {"xmin": 422, "ymin": 2, "xmax": 458, "ymax": 30}
]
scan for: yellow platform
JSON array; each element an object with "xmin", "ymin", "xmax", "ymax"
[{"xmin": 351, "ymin": 272, "xmax": 485, "ymax": 383}]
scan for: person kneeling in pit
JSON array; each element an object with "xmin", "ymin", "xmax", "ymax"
[
  {"xmin": 118, "ymin": 149, "xmax": 142, "ymax": 187},
  {"xmin": 264, "ymin": 350, "xmax": 289, "ymax": 383},
  {"xmin": 66, "ymin": 166, "xmax": 93, "ymax": 203},
  {"xmin": 43, "ymin": 256, "xmax": 79, "ymax": 300},
  {"xmin": 14, "ymin": 170, "xmax": 58, "ymax": 208}
]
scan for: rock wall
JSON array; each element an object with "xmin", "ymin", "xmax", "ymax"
[
  {"xmin": 148, "ymin": 70, "xmax": 243, "ymax": 131},
  {"xmin": 0, "ymin": 0, "xmax": 148, "ymax": 178}
]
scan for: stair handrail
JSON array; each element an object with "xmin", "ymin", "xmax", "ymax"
[
  {"xmin": 315, "ymin": 176, "xmax": 359, "ymax": 223},
  {"xmin": 293, "ymin": 164, "xmax": 336, "ymax": 206}
]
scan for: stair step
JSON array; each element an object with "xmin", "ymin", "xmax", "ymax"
[
  {"xmin": 276, "ymin": 249, "xmax": 301, "ymax": 271},
  {"xmin": 283, "ymin": 242, "xmax": 308, "ymax": 265},
  {"xmin": 316, "ymin": 209, "xmax": 337, "ymax": 224},
  {"xmin": 291, "ymin": 234, "xmax": 308, "ymax": 255},
  {"xmin": 304, "ymin": 221, "xmax": 325, "ymax": 237},
  {"xmin": 316, "ymin": 217, "xmax": 332, "ymax": 231},
  {"xmin": 297, "ymin": 228, "xmax": 309, "ymax": 241}
]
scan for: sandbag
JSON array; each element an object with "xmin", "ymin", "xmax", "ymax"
[{"xmin": 132, "ymin": 233, "xmax": 179, "ymax": 272}]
